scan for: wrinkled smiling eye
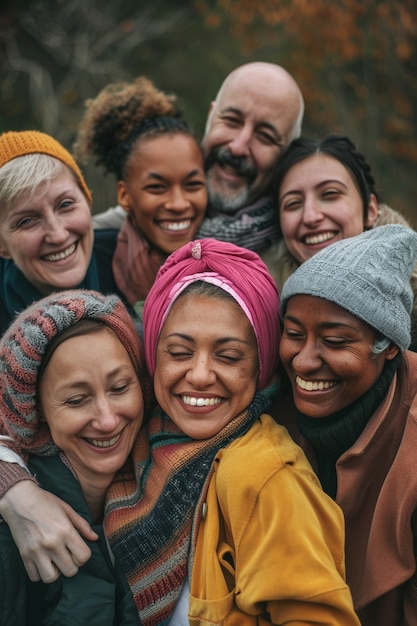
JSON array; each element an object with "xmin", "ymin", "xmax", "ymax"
[
  {"xmin": 256, "ymin": 131, "xmax": 280, "ymax": 146},
  {"xmin": 17, "ymin": 217, "xmax": 36, "ymax": 229},
  {"xmin": 168, "ymin": 349, "xmax": 193, "ymax": 359},
  {"xmin": 222, "ymin": 115, "xmax": 241, "ymax": 127},
  {"xmin": 65, "ymin": 396, "xmax": 86, "ymax": 407}
]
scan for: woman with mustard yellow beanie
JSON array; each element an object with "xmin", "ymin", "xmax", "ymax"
[{"xmin": 0, "ymin": 130, "xmax": 130, "ymax": 335}]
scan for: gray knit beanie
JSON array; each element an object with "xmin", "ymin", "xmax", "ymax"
[{"xmin": 280, "ymin": 224, "xmax": 417, "ymax": 352}]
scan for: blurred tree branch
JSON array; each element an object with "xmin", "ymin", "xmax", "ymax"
[{"xmin": 0, "ymin": 0, "xmax": 188, "ymax": 142}]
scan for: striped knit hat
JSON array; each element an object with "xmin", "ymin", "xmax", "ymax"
[
  {"xmin": 0, "ymin": 130, "xmax": 92, "ymax": 204},
  {"xmin": 0, "ymin": 290, "xmax": 147, "ymax": 456}
]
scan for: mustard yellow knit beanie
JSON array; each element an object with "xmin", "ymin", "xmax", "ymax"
[{"xmin": 0, "ymin": 130, "xmax": 92, "ymax": 205}]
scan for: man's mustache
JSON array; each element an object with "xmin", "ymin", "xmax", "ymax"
[{"xmin": 205, "ymin": 147, "xmax": 257, "ymax": 184}]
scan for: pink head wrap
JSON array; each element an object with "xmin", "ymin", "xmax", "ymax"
[{"xmin": 143, "ymin": 239, "xmax": 280, "ymax": 389}]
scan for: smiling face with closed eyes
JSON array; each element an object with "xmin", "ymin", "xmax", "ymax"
[{"xmin": 154, "ymin": 293, "xmax": 259, "ymax": 439}]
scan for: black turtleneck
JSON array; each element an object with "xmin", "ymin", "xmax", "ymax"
[{"xmin": 297, "ymin": 353, "xmax": 401, "ymax": 499}]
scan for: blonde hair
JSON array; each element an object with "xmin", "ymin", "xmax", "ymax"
[{"xmin": 0, "ymin": 154, "xmax": 85, "ymax": 222}]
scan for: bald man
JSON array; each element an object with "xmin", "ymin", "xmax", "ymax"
[
  {"xmin": 93, "ymin": 62, "xmax": 304, "ymax": 252},
  {"xmin": 202, "ymin": 62, "xmax": 303, "ymax": 213},
  {"xmin": 197, "ymin": 61, "xmax": 304, "ymax": 250}
]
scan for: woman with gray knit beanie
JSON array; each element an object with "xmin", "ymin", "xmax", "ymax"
[
  {"xmin": 279, "ymin": 224, "xmax": 417, "ymax": 626},
  {"xmin": 0, "ymin": 289, "xmax": 148, "ymax": 624}
]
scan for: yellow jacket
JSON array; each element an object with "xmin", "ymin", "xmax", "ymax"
[{"xmin": 189, "ymin": 414, "xmax": 360, "ymax": 625}]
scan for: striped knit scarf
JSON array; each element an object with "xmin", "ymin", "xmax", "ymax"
[
  {"xmin": 196, "ymin": 196, "xmax": 280, "ymax": 253},
  {"xmin": 104, "ymin": 388, "xmax": 273, "ymax": 626}
]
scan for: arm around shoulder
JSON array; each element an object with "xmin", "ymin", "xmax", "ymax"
[{"xmin": 0, "ymin": 472, "xmax": 98, "ymax": 583}]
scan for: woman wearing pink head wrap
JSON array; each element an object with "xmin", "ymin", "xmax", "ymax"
[
  {"xmin": 104, "ymin": 238, "xmax": 359, "ymax": 626},
  {"xmin": 143, "ymin": 238, "xmax": 280, "ymax": 388}
]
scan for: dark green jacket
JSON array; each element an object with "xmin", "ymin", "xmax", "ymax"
[{"xmin": 0, "ymin": 455, "xmax": 141, "ymax": 626}]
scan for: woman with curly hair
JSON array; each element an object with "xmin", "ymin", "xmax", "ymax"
[{"xmin": 74, "ymin": 76, "xmax": 207, "ymax": 311}]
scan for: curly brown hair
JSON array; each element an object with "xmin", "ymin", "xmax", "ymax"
[{"xmin": 73, "ymin": 76, "xmax": 192, "ymax": 179}]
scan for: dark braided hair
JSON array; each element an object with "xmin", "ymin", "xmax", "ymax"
[
  {"xmin": 274, "ymin": 134, "xmax": 382, "ymax": 220},
  {"xmin": 73, "ymin": 76, "xmax": 196, "ymax": 180}
]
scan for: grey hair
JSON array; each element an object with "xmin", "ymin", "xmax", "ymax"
[
  {"xmin": 0, "ymin": 154, "xmax": 69, "ymax": 222},
  {"xmin": 370, "ymin": 335, "xmax": 392, "ymax": 357}
]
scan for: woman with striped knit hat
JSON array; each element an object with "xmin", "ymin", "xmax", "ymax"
[{"xmin": 0, "ymin": 289, "xmax": 148, "ymax": 624}]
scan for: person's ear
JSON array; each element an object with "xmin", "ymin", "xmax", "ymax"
[
  {"xmin": 117, "ymin": 181, "xmax": 133, "ymax": 214},
  {"xmin": 364, "ymin": 194, "xmax": 379, "ymax": 228},
  {"xmin": 384, "ymin": 343, "xmax": 400, "ymax": 360},
  {"xmin": 0, "ymin": 237, "xmax": 12, "ymax": 259}
]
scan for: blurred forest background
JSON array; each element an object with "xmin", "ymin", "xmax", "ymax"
[{"xmin": 0, "ymin": 0, "xmax": 416, "ymax": 225}]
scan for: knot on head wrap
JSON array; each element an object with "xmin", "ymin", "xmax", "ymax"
[
  {"xmin": 0, "ymin": 290, "xmax": 147, "ymax": 456},
  {"xmin": 0, "ymin": 130, "xmax": 92, "ymax": 204},
  {"xmin": 143, "ymin": 238, "xmax": 281, "ymax": 389},
  {"xmin": 280, "ymin": 224, "xmax": 417, "ymax": 352}
]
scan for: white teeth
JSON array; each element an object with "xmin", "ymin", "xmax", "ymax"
[
  {"xmin": 87, "ymin": 433, "xmax": 121, "ymax": 448},
  {"xmin": 161, "ymin": 220, "xmax": 191, "ymax": 232},
  {"xmin": 296, "ymin": 376, "xmax": 337, "ymax": 391},
  {"xmin": 304, "ymin": 232, "xmax": 335, "ymax": 245},
  {"xmin": 43, "ymin": 242, "xmax": 76, "ymax": 262},
  {"xmin": 182, "ymin": 396, "xmax": 222, "ymax": 407}
]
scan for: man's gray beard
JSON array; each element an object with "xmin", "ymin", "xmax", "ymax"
[{"xmin": 207, "ymin": 177, "xmax": 251, "ymax": 215}]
